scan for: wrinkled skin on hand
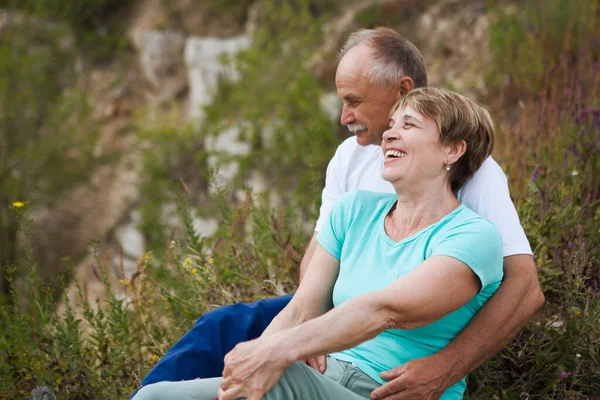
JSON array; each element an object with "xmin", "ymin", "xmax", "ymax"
[
  {"xmin": 217, "ymin": 338, "xmax": 289, "ymax": 400},
  {"xmin": 370, "ymin": 355, "xmax": 451, "ymax": 400}
]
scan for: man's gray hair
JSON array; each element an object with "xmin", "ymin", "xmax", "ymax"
[{"xmin": 339, "ymin": 27, "xmax": 428, "ymax": 89}]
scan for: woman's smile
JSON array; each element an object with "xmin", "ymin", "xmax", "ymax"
[{"xmin": 383, "ymin": 147, "xmax": 408, "ymax": 164}]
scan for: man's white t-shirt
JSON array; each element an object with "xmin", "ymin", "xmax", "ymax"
[{"xmin": 315, "ymin": 137, "xmax": 532, "ymax": 257}]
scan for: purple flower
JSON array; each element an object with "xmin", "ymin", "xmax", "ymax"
[
  {"xmin": 531, "ymin": 164, "xmax": 541, "ymax": 182},
  {"xmin": 564, "ymin": 88, "xmax": 572, "ymax": 96},
  {"xmin": 559, "ymin": 371, "xmax": 570, "ymax": 380}
]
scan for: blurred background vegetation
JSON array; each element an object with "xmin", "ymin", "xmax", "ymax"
[{"xmin": 0, "ymin": 0, "xmax": 598, "ymax": 398}]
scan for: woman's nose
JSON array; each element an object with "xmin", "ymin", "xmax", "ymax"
[{"xmin": 382, "ymin": 128, "xmax": 398, "ymax": 142}]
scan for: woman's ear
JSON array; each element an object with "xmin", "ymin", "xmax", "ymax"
[{"xmin": 446, "ymin": 140, "xmax": 467, "ymax": 165}]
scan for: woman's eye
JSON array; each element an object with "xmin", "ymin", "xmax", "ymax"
[{"xmin": 403, "ymin": 122, "xmax": 413, "ymax": 128}]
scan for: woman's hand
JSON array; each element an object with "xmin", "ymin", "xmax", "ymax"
[
  {"xmin": 305, "ymin": 355, "xmax": 327, "ymax": 374},
  {"xmin": 217, "ymin": 338, "xmax": 290, "ymax": 400}
]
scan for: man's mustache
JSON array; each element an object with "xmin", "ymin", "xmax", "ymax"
[{"xmin": 347, "ymin": 123, "xmax": 367, "ymax": 133}]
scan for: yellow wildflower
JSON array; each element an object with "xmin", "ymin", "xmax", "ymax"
[
  {"xmin": 119, "ymin": 279, "xmax": 129, "ymax": 286},
  {"xmin": 183, "ymin": 257, "xmax": 193, "ymax": 269},
  {"xmin": 151, "ymin": 354, "xmax": 160, "ymax": 362},
  {"xmin": 208, "ymin": 258, "xmax": 214, "ymax": 264},
  {"xmin": 594, "ymin": 215, "xmax": 598, "ymax": 221},
  {"xmin": 191, "ymin": 268, "xmax": 198, "ymax": 275},
  {"xmin": 56, "ymin": 377, "xmax": 62, "ymax": 384},
  {"xmin": 12, "ymin": 201, "xmax": 24, "ymax": 208},
  {"xmin": 574, "ymin": 309, "xmax": 581, "ymax": 318}
]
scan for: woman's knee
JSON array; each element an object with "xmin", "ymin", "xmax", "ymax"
[{"xmin": 132, "ymin": 382, "xmax": 170, "ymax": 400}]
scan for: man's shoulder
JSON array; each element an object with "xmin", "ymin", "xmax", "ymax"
[
  {"xmin": 459, "ymin": 156, "xmax": 507, "ymax": 198},
  {"xmin": 465, "ymin": 157, "xmax": 507, "ymax": 187}
]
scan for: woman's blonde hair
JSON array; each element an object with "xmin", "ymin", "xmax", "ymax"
[{"xmin": 391, "ymin": 87, "xmax": 495, "ymax": 192}]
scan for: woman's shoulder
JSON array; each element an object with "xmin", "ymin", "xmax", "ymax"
[
  {"xmin": 338, "ymin": 190, "xmax": 395, "ymax": 204},
  {"xmin": 431, "ymin": 205, "xmax": 504, "ymax": 285},
  {"xmin": 452, "ymin": 204, "xmax": 500, "ymax": 236},
  {"xmin": 441, "ymin": 205, "xmax": 503, "ymax": 248},
  {"xmin": 333, "ymin": 190, "xmax": 396, "ymax": 220},
  {"xmin": 338, "ymin": 190, "xmax": 396, "ymax": 210}
]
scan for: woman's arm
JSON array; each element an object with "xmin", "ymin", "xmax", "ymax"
[
  {"xmin": 270, "ymin": 255, "xmax": 481, "ymax": 364},
  {"xmin": 218, "ymin": 255, "xmax": 483, "ymax": 400},
  {"xmin": 261, "ymin": 244, "xmax": 340, "ymax": 338}
]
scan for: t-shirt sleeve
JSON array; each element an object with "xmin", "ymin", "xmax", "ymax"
[
  {"xmin": 314, "ymin": 142, "xmax": 347, "ymax": 233},
  {"xmin": 458, "ymin": 157, "xmax": 533, "ymax": 257},
  {"xmin": 431, "ymin": 218, "xmax": 504, "ymax": 290},
  {"xmin": 316, "ymin": 191, "xmax": 359, "ymax": 260}
]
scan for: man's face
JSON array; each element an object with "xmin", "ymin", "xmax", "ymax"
[{"xmin": 335, "ymin": 44, "xmax": 401, "ymax": 146}]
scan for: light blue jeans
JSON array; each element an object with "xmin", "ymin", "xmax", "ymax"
[{"xmin": 133, "ymin": 356, "xmax": 381, "ymax": 400}]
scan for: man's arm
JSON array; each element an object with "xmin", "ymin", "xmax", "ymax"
[{"xmin": 371, "ymin": 254, "xmax": 545, "ymax": 400}]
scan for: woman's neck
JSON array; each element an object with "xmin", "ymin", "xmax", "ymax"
[{"xmin": 386, "ymin": 182, "xmax": 460, "ymax": 242}]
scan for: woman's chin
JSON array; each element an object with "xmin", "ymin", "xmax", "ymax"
[{"xmin": 381, "ymin": 171, "xmax": 399, "ymax": 183}]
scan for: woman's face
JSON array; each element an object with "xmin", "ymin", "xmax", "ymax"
[{"xmin": 381, "ymin": 105, "xmax": 448, "ymax": 187}]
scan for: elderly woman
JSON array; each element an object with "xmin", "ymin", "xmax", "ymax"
[{"xmin": 134, "ymin": 87, "xmax": 504, "ymax": 400}]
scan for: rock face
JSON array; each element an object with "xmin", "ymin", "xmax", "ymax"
[
  {"xmin": 185, "ymin": 35, "xmax": 255, "ymax": 194},
  {"xmin": 184, "ymin": 35, "xmax": 251, "ymax": 121},
  {"xmin": 32, "ymin": 150, "xmax": 142, "ymax": 282},
  {"xmin": 134, "ymin": 30, "xmax": 188, "ymax": 104}
]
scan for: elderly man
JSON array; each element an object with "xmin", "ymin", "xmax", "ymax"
[{"xmin": 133, "ymin": 28, "xmax": 544, "ymax": 400}]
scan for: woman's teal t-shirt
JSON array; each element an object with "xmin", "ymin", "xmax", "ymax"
[{"xmin": 316, "ymin": 190, "xmax": 504, "ymax": 399}]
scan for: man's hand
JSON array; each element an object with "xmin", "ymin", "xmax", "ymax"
[
  {"xmin": 370, "ymin": 355, "xmax": 450, "ymax": 400},
  {"xmin": 218, "ymin": 338, "xmax": 289, "ymax": 400},
  {"xmin": 305, "ymin": 354, "xmax": 327, "ymax": 374}
]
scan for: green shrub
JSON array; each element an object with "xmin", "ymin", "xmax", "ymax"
[{"xmin": 0, "ymin": 181, "xmax": 304, "ymax": 398}]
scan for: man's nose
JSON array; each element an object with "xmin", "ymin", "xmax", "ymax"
[{"xmin": 340, "ymin": 105, "xmax": 354, "ymax": 126}]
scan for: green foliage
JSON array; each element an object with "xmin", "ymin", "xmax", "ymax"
[
  {"xmin": 0, "ymin": 8, "xmax": 102, "ymax": 303},
  {"xmin": 466, "ymin": 0, "xmax": 599, "ymax": 397},
  {"xmin": 0, "ymin": 181, "xmax": 301, "ymax": 398},
  {"xmin": 487, "ymin": 0, "xmax": 599, "ymax": 92},
  {"xmin": 0, "ymin": 0, "xmax": 133, "ymax": 60},
  {"xmin": 136, "ymin": 113, "xmax": 208, "ymax": 255}
]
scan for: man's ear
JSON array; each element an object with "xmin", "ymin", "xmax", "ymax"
[
  {"xmin": 446, "ymin": 140, "xmax": 467, "ymax": 165},
  {"xmin": 398, "ymin": 77, "xmax": 414, "ymax": 97}
]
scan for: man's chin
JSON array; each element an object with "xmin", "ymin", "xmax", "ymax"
[{"xmin": 354, "ymin": 132, "xmax": 378, "ymax": 147}]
